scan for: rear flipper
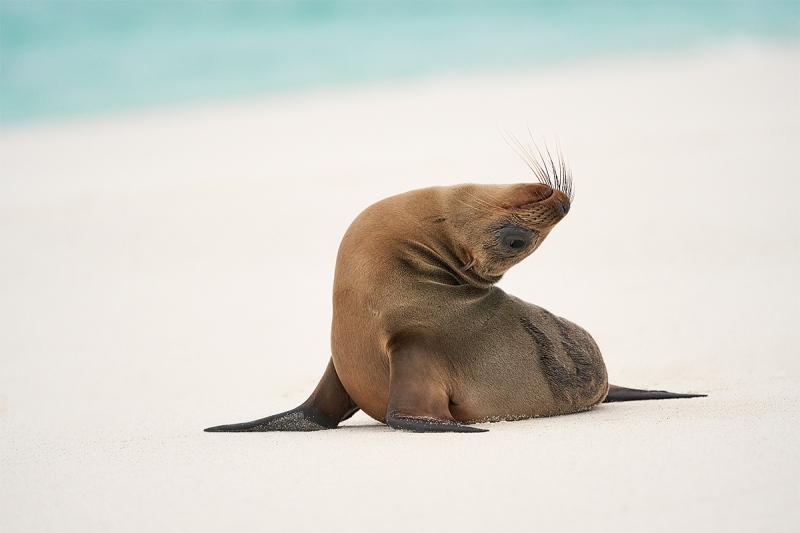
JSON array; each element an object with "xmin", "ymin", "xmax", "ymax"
[
  {"xmin": 205, "ymin": 359, "xmax": 359, "ymax": 432},
  {"xmin": 204, "ymin": 408, "xmax": 332, "ymax": 432},
  {"xmin": 603, "ymin": 384, "xmax": 707, "ymax": 403}
]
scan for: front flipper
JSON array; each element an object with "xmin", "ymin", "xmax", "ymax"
[
  {"xmin": 205, "ymin": 358, "xmax": 359, "ymax": 432},
  {"xmin": 385, "ymin": 333, "xmax": 486, "ymax": 433},
  {"xmin": 386, "ymin": 415, "xmax": 487, "ymax": 433}
]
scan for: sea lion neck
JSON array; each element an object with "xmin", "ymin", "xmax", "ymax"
[
  {"xmin": 390, "ymin": 187, "xmax": 503, "ymax": 289},
  {"xmin": 400, "ymin": 233, "xmax": 502, "ymax": 289}
]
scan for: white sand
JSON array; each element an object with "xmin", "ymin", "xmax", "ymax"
[{"xmin": 1, "ymin": 44, "xmax": 798, "ymax": 532}]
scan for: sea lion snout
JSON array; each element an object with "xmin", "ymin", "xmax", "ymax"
[
  {"xmin": 511, "ymin": 184, "xmax": 570, "ymax": 219},
  {"xmin": 509, "ymin": 186, "xmax": 571, "ymax": 231},
  {"xmin": 535, "ymin": 188, "xmax": 571, "ymax": 222}
]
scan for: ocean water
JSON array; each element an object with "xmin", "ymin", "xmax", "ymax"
[{"xmin": 1, "ymin": 0, "xmax": 797, "ymax": 125}]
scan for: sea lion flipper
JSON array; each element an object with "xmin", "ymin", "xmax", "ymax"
[
  {"xmin": 385, "ymin": 336, "xmax": 486, "ymax": 433},
  {"xmin": 203, "ymin": 407, "xmax": 329, "ymax": 432},
  {"xmin": 603, "ymin": 384, "xmax": 707, "ymax": 403},
  {"xmin": 205, "ymin": 358, "xmax": 359, "ymax": 432},
  {"xmin": 386, "ymin": 415, "xmax": 487, "ymax": 433}
]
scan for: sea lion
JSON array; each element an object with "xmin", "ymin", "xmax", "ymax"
[{"xmin": 206, "ymin": 148, "xmax": 703, "ymax": 433}]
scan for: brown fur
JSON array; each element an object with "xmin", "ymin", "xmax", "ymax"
[{"xmin": 330, "ymin": 184, "xmax": 608, "ymax": 425}]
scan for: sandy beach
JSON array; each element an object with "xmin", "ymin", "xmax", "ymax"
[{"xmin": 1, "ymin": 43, "xmax": 798, "ymax": 532}]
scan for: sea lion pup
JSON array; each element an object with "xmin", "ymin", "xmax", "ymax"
[{"xmin": 206, "ymin": 152, "xmax": 704, "ymax": 433}]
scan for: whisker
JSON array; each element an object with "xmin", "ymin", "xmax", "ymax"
[{"xmin": 503, "ymin": 129, "xmax": 574, "ymax": 202}]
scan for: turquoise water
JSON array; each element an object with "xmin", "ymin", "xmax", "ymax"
[{"xmin": 1, "ymin": 0, "xmax": 798, "ymax": 125}]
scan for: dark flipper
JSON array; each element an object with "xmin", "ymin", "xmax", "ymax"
[
  {"xmin": 603, "ymin": 384, "xmax": 707, "ymax": 403},
  {"xmin": 387, "ymin": 415, "xmax": 487, "ymax": 433},
  {"xmin": 205, "ymin": 358, "xmax": 359, "ymax": 432},
  {"xmin": 385, "ymin": 332, "xmax": 486, "ymax": 433},
  {"xmin": 204, "ymin": 408, "xmax": 333, "ymax": 432}
]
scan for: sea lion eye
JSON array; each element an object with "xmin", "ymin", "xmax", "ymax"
[{"xmin": 498, "ymin": 226, "xmax": 533, "ymax": 253}]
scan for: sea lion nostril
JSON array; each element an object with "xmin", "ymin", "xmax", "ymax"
[{"xmin": 559, "ymin": 199, "xmax": 570, "ymax": 216}]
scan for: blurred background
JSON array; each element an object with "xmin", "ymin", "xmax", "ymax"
[
  {"xmin": 2, "ymin": 3, "xmax": 799, "ymax": 532},
  {"xmin": 2, "ymin": 0, "xmax": 798, "ymax": 126}
]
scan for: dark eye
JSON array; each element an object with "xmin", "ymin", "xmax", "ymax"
[{"xmin": 498, "ymin": 226, "xmax": 533, "ymax": 253}]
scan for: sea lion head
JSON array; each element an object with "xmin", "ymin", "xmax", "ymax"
[
  {"xmin": 445, "ymin": 181, "xmax": 571, "ymax": 284},
  {"xmin": 440, "ymin": 145, "xmax": 574, "ymax": 285}
]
